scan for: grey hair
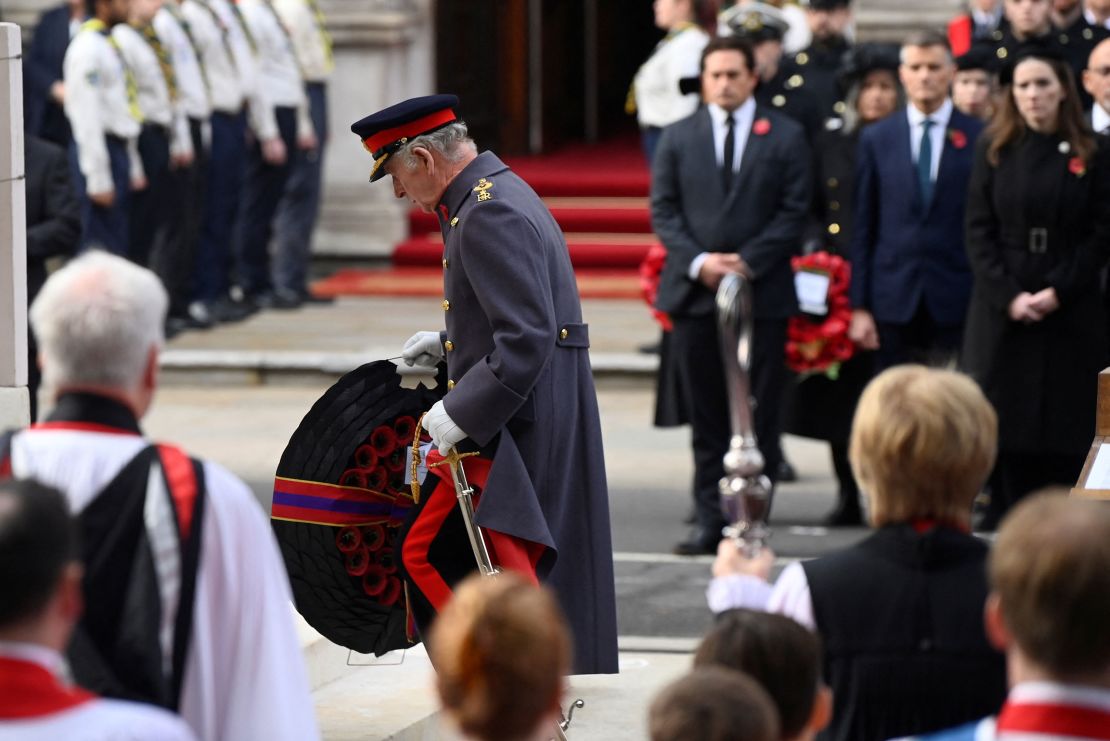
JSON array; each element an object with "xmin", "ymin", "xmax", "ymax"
[
  {"xmin": 394, "ymin": 122, "xmax": 476, "ymax": 169},
  {"xmin": 840, "ymin": 70, "xmax": 906, "ymax": 134},
  {"xmin": 29, "ymin": 250, "xmax": 167, "ymax": 392}
]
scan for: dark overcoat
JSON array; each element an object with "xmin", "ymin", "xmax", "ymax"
[
  {"xmin": 788, "ymin": 128, "xmax": 871, "ymax": 444},
  {"xmin": 436, "ymin": 151, "xmax": 619, "ymax": 675},
  {"xmin": 961, "ymin": 134, "xmax": 1110, "ymax": 455}
]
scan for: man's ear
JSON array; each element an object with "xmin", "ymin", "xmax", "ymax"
[
  {"xmin": 412, "ymin": 146, "xmax": 435, "ymax": 174},
  {"xmin": 984, "ymin": 592, "xmax": 1011, "ymax": 652},
  {"xmin": 808, "ymin": 684, "xmax": 833, "ymax": 734},
  {"xmin": 144, "ymin": 345, "xmax": 159, "ymax": 392},
  {"xmin": 58, "ymin": 562, "xmax": 84, "ymax": 623}
]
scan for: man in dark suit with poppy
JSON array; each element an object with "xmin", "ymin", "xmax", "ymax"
[
  {"xmin": 652, "ymin": 35, "xmax": 812, "ymax": 555},
  {"xmin": 849, "ymin": 30, "xmax": 984, "ymax": 370}
]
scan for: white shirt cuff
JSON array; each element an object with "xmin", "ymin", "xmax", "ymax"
[
  {"xmin": 706, "ymin": 574, "xmax": 774, "ymax": 614},
  {"xmin": 688, "ymin": 252, "xmax": 710, "ymax": 281}
]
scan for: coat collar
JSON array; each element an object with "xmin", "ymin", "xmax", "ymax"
[
  {"xmin": 38, "ymin": 392, "xmax": 143, "ymax": 436},
  {"xmin": 438, "ymin": 151, "xmax": 511, "ymax": 222}
]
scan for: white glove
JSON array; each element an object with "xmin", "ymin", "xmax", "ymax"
[
  {"xmin": 425, "ymin": 400, "xmax": 467, "ymax": 455},
  {"xmin": 402, "ymin": 330, "xmax": 444, "ymax": 367}
]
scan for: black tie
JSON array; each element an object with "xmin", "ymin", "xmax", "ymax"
[{"xmin": 722, "ymin": 115, "xmax": 735, "ymax": 192}]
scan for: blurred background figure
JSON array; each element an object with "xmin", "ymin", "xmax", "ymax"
[
  {"xmin": 273, "ymin": 0, "xmax": 335, "ymax": 306},
  {"xmin": 721, "ymin": 2, "xmax": 824, "ymax": 143},
  {"xmin": 630, "ymin": 0, "xmax": 709, "ymax": 163},
  {"xmin": 23, "ymin": 135, "xmax": 80, "ymax": 421},
  {"xmin": 23, "ymin": 0, "xmax": 83, "ymax": 148},
  {"xmin": 952, "ymin": 45, "xmax": 1000, "ymax": 120},
  {"xmin": 961, "ymin": 48, "xmax": 1110, "ymax": 529},
  {"xmin": 1086, "ymin": 37, "xmax": 1110, "ymax": 133},
  {"xmin": 786, "ymin": 42, "xmax": 901, "ymax": 527},
  {"xmin": 649, "ymin": 667, "xmax": 780, "ymax": 741},
  {"xmin": 430, "ymin": 573, "xmax": 570, "ymax": 741},
  {"xmin": 780, "ymin": 0, "xmax": 855, "ymax": 122},
  {"xmin": 710, "ymin": 366, "xmax": 1008, "ymax": 741},
  {"xmin": 948, "ymin": 0, "xmax": 1005, "ymax": 57}
]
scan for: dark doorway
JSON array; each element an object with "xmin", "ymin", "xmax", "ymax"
[{"xmin": 435, "ymin": 1, "xmax": 666, "ymax": 155}]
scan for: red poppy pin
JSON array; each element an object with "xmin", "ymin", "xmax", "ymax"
[
  {"xmin": 1068, "ymin": 157, "xmax": 1086, "ymax": 177},
  {"xmin": 753, "ymin": 118, "xmax": 771, "ymax": 136},
  {"xmin": 947, "ymin": 129, "xmax": 967, "ymax": 149}
]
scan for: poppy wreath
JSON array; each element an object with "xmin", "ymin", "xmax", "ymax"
[
  {"xmin": 638, "ymin": 242, "xmax": 673, "ymax": 331},
  {"xmin": 785, "ymin": 251, "xmax": 855, "ymax": 377}
]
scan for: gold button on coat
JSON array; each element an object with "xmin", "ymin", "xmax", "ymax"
[
  {"xmin": 444, "ymin": 340, "xmax": 454, "ymax": 352},
  {"xmin": 442, "ymin": 299, "xmax": 451, "ymax": 311},
  {"xmin": 830, "ymin": 201, "xmax": 840, "ymax": 211},
  {"xmin": 447, "ymin": 380, "xmax": 455, "ymax": 390},
  {"xmin": 450, "ymin": 216, "xmax": 459, "ymax": 227},
  {"xmin": 442, "ymin": 258, "xmax": 449, "ymax": 269},
  {"xmin": 828, "ymin": 223, "xmax": 841, "ymax": 235},
  {"xmin": 827, "ymin": 177, "xmax": 838, "ymax": 188},
  {"xmin": 560, "ymin": 328, "xmax": 569, "ymax": 340}
]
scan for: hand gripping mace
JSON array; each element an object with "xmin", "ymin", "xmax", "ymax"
[{"xmin": 715, "ymin": 274, "xmax": 773, "ymax": 556}]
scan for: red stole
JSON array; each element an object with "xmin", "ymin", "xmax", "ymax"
[
  {"xmin": 0, "ymin": 656, "xmax": 94, "ymax": 719},
  {"xmin": 997, "ymin": 699, "xmax": 1110, "ymax": 739}
]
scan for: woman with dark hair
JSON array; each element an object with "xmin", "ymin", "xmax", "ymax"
[
  {"xmin": 962, "ymin": 48, "xmax": 1110, "ymax": 528},
  {"xmin": 786, "ymin": 43, "xmax": 902, "ymax": 526}
]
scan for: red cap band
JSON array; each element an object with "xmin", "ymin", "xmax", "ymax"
[{"xmin": 362, "ymin": 108, "xmax": 458, "ymax": 156}]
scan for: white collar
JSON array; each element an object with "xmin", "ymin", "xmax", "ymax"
[
  {"xmin": 972, "ymin": 6, "xmax": 1001, "ymax": 26},
  {"xmin": 708, "ymin": 97, "xmax": 757, "ymax": 130},
  {"xmin": 907, "ymin": 98, "xmax": 954, "ymax": 129},
  {"xmin": 1094, "ymin": 104, "xmax": 1110, "ymax": 134},
  {"xmin": 0, "ymin": 640, "xmax": 66, "ymax": 677}
]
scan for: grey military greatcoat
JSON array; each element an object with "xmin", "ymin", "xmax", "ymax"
[{"xmin": 436, "ymin": 151, "xmax": 619, "ymax": 675}]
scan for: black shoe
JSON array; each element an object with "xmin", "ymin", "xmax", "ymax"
[
  {"xmin": 673, "ymin": 527, "xmax": 723, "ymax": 556},
  {"xmin": 254, "ymin": 288, "xmax": 302, "ymax": 310},
  {"xmin": 777, "ymin": 459, "xmax": 798, "ymax": 483},
  {"xmin": 682, "ymin": 506, "xmax": 697, "ymax": 526},
  {"xmin": 210, "ymin": 296, "xmax": 256, "ymax": 323}
]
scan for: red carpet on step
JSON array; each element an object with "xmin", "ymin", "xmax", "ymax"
[{"xmin": 312, "ymin": 266, "xmax": 643, "ymax": 300}]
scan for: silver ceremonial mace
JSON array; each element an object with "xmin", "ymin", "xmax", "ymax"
[{"xmin": 715, "ymin": 273, "xmax": 772, "ymax": 556}]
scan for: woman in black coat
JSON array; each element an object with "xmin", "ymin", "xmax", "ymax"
[
  {"xmin": 786, "ymin": 44, "xmax": 902, "ymax": 526},
  {"xmin": 962, "ymin": 48, "xmax": 1110, "ymax": 527}
]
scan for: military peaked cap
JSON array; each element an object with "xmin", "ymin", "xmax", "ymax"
[
  {"xmin": 720, "ymin": 2, "xmax": 789, "ymax": 42},
  {"xmin": 801, "ymin": 0, "xmax": 851, "ymax": 9},
  {"xmin": 955, "ymin": 45, "xmax": 1000, "ymax": 74},
  {"xmin": 351, "ymin": 94, "xmax": 460, "ymax": 182}
]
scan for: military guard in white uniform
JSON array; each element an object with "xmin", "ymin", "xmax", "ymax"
[
  {"xmin": 234, "ymin": 0, "xmax": 315, "ymax": 308},
  {"xmin": 63, "ymin": 0, "xmax": 146, "ymax": 255},
  {"xmin": 273, "ymin": 0, "xmax": 332, "ymax": 303}
]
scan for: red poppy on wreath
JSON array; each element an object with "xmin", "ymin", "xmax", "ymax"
[
  {"xmin": 1069, "ymin": 157, "xmax": 1086, "ymax": 177},
  {"xmin": 947, "ymin": 129, "xmax": 967, "ymax": 149},
  {"xmin": 753, "ymin": 118, "xmax": 771, "ymax": 136},
  {"xmin": 786, "ymin": 251, "xmax": 855, "ymax": 376}
]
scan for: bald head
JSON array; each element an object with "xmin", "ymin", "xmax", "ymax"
[{"xmin": 1085, "ymin": 38, "xmax": 1110, "ymax": 116}]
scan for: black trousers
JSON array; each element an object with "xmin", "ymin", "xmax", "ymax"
[
  {"xmin": 235, "ymin": 106, "xmax": 297, "ymax": 296},
  {"xmin": 151, "ymin": 117, "xmax": 208, "ymax": 319},
  {"xmin": 129, "ymin": 124, "xmax": 172, "ymax": 267},
  {"xmin": 670, "ymin": 315, "xmax": 788, "ymax": 532}
]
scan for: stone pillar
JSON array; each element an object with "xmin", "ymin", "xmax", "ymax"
[
  {"xmin": 855, "ymin": 0, "xmax": 965, "ymax": 41},
  {"xmin": 315, "ymin": 0, "xmax": 434, "ymax": 258},
  {"xmin": 0, "ymin": 22, "xmax": 30, "ymax": 428}
]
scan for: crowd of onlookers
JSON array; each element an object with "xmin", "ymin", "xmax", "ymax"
[{"xmin": 638, "ymin": 0, "xmax": 1110, "ymax": 557}]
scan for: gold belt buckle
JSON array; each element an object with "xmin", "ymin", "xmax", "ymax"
[{"xmin": 1029, "ymin": 228, "xmax": 1048, "ymax": 254}]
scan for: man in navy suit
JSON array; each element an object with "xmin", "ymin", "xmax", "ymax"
[
  {"xmin": 1085, "ymin": 37, "xmax": 1110, "ymax": 136},
  {"xmin": 849, "ymin": 30, "xmax": 984, "ymax": 370},
  {"xmin": 652, "ymin": 35, "xmax": 812, "ymax": 554},
  {"xmin": 23, "ymin": 0, "xmax": 83, "ymax": 147}
]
